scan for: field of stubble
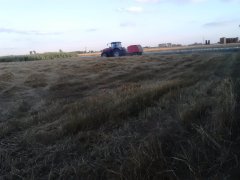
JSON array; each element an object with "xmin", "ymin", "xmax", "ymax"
[{"xmin": 1, "ymin": 52, "xmax": 240, "ymax": 179}]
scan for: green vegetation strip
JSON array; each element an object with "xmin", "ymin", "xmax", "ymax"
[{"xmin": 0, "ymin": 52, "xmax": 78, "ymax": 62}]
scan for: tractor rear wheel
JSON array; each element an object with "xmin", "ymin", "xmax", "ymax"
[
  {"xmin": 113, "ymin": 49, "xmax": 120, "ymax": 57},
  {"xmin": 101, "ymin": 53, "xmax": 107, "ymax": 57}
]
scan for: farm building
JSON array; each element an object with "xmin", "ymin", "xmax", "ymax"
[{"xmin": 220, "ymin": 37, "xmax": 239, "ymax": 44}]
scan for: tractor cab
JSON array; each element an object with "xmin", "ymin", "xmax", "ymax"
[{"xmin": 110, "ymin": 42, "xmax": 122, "ymax": 49}]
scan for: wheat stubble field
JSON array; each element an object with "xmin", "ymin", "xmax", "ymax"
[{"xmin": 0, "ymin": 52, "xmax": 240, "ymax": 179}]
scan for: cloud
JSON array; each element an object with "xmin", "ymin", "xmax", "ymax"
[
  {"xmin": 135, "ymin": 0, "xmax": 160, "ymax": 2},
  {"xmin": 203, "ymin": 21, "xmax": 227, "ymax": 27},
  {"xmin": 221, "ymin": 0, "xmax": 240, "ymax": 2},
  {"xmin": 120, "ymin": 22, "xmax": 136, "ymax": 27},
  {"xmin": 117, "ymin": 6, "xmax": 143, "ymax": 13},
  {"xmin": 0, "ymin": 27, "xmax": 62, "ymax": 35},
  {"xmin": 203, "ymin": 20, "xmax": 237, "ymax": 27},
  {"xmin": 86, "ymin": 28, "xmax": 98, "ymax": 32},
  {"xmin": 135, "ymin": 0, "xmax": 240, "ymax": 2}
]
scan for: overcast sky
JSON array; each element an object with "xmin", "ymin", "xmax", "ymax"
[{"xmin": 0, "ymin": 0, "xmax": 239, "ymax": 55}]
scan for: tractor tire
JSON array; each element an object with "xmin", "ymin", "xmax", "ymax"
[
  {"xmin": 113, "ymin": 49, "xmax": 120, "ymax": 57},
  {"xmin": 101, "ymin": 53, "xmax": 107, "ymax": 57}
]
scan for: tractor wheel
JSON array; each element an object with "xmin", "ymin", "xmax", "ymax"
[
  {"xmin": 101, "ymin": 53, "xmax": 107, "ymax": 57},
  {"xmin": 113, "ymin": 49, "xmax": 120, "ymax": 57}
]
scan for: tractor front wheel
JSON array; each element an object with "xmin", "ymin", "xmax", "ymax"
[
  {"xmin": 101, "ymin": 53, "xmax": 107, "ymax": 57},
  {"xmin": 113, "ymin": 49, "xmax": 120, "ymax": 57}
]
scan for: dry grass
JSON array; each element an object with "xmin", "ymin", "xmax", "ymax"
[{"xmin": 0, "ymin": 52, "xmax": 240, "ymax": 179}]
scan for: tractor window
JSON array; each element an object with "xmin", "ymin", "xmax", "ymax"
[{"xmin": 111, "ymin": 42, "xmax": 122, "ymax": 49}]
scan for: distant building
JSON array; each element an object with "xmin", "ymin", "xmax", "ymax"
[
  {"xmin": 172, "ymin": 44, "xmax": 182, "ymax": 47},
  {"xmin": 220, "ymin": 37, "xmax": 226, "ymax": 44},
  {"xmin": 188, "ymin": 42, "xmax": 202, "ymax": 46},
  {"xmin": 158, "ymin": 43, "xmax": 172, "ymax": 48},
  {"xmin": 205, "ymin": 40, "xmax": 210, "ymax": 45},
  {"xmin": 158, "ymin": 43, "xmax": 181, "ymax": 48},
  {"xmin": 220, "ymin": 37, "xmax": 239, "ymax": 44}
]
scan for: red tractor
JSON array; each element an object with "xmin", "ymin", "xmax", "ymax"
[{"xmin": 101, "ymin": 42, "xmax": 143, "ymax": 57}]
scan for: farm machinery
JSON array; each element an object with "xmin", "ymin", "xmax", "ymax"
[{"xmin": 101, "ymin": 42, "xmax": 143, "ymax": 57}]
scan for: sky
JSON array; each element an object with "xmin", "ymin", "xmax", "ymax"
[{"xmin": 0, "ymin": 0, "xmax": 239, "ymax": 56}]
